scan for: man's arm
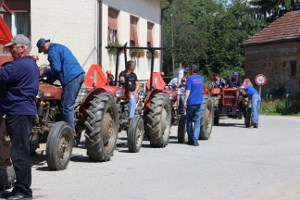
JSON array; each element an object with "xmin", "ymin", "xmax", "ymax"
[
  {"xmin": 184, "ymin": 90, "xmax": 190, "ymax": 109},
  {"xmin": 134, "ymin": 80, "xmax": 140, "ymax": 97}
]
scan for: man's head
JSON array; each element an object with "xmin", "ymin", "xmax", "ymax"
[
  {"xmin": 189, "ymin": 64, "xmax": 199, "ymax": 74},
  {"xmin": 232, "ymin": 71, "xmax": 239, "ymax": 78},
  {"xmin": 36, "ymin": 38, "xmax": 50, "ymax": 54},
  {"xmin": 4, "ymin": 34, "xmax": 31, "ymax": 59},
  {"xmin": 126, "ymin": 60, "xmax": 136, "ymax": 72}
]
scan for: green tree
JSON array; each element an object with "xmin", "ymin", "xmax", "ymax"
[{"xmin": 162, "ymin": 0, "xmax": 266, "ymax": 78}]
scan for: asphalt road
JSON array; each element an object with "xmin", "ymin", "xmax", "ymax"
[{"xmin": 1, "ymin": 115, "xmax": 300, "ymax": 200}]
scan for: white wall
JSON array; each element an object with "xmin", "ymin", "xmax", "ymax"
[
  {"xmin": 31, "ymin": 0, "xmax": 98, "ymax": 70},
  {"xmin": 31, "ymin": 0, "xmax": 162, "ymax": 82}
]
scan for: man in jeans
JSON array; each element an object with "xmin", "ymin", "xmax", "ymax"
[
  {"xmin": 119, "ymin": 60, "xmax": 140, "ymax": 120},
  {"xmin": 0, "ymin": 34, "xmax": 39, "ymax": 199},
  {"xmin": 239, "ymin": 82, "xmax": 261, "ymax": 128},
  {"xmin": 37, "ymin": 38, "xmax": 85, "ymax": 135},
  {"xmin": 184, "ymin": 65, "xmax": 204, "ymax": 146}
]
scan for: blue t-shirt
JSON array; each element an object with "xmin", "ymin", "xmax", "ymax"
[
  {"xmin": 186, "ymin": 74, "xmax": 204, "ymax": 105},
  {"xmin": 45, "ymin": 43, "xmax": 85, "ymax": 87},
  {"xmin": 244, "ymin": 85, "xmax": 258, "ymax": 99},
  {"xmin": 0, "ymin": 56, "xmax": 39, "ymax": 115}
]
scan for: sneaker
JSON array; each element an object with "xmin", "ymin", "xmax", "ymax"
[{"xmin": 253, "ymin": 125, "xmax": 258, "ymax": 128}]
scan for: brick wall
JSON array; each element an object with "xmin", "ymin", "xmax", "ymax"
[{"xmin": 244, "ymin": 41, "xmax": 300, "ymax": 95}]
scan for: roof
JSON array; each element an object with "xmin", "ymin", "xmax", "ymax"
[{"xmin": 243, "ymin": 10, "xmax": 300, "ymax": 46}]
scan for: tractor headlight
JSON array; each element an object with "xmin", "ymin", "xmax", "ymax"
[
  {"xmin": 115, "ymin": 89, "xmax": 124, "ymax": 98},
  {"xmin": 168, "ymin": 93, "xmax": 174, "ymax": 100},
  {"xmin": 36, "ymin": 90, "xmax": 43, "ymax": 98}
]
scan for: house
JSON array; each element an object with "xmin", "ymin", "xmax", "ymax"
[
  {"xmin": 0, "ymin": 0, "xmax": 172, "ymax": 84},
  {"xmin": 243, "ymin": 10, "xmax": 300, "ymax": 95}
]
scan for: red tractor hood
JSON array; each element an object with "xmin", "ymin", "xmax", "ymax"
[{"xmin": 0, "ymin": 15, "xmax": 12, "ymax": 45}]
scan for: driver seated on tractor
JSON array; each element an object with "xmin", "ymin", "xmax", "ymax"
[
  {"xmin": 210, "ymin": 73, "xmax": 226, "ymax": 89},
  {"xmin": 227, "ymin": 71, "xmax": 241, "ymax": 88},
  {"xmin": 119, "ymin": 60, "xmax": 140, "ymax": 120}
]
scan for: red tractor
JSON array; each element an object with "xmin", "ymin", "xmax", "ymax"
[
  {"xmin": 77, "ymin": 44, "xmax": 172, "ymax": 155},
  {"xmin": 211, "ymin": 87, "xmax": 251, "ymax": 127}
]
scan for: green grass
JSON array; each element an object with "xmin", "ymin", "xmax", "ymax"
[{"xmin": 260, "ymin": 96, "xmax": 300, "ymax": 116}]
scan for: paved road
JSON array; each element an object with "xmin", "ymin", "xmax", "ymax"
[{"xmin": 1, "ymin": 115, "xmax": 300, "ymax": 200}]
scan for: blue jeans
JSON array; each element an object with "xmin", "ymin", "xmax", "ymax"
[
  {"xmin": 186, "ymin": 104, "xmax": 201, "ymax": 143},
  {"xmin": 61, "ymin": 73, "xmax": 84, "ymax": 130},
  {"xmin": 128, "ymin": 93, "xmax": 137, "ymax": 119},
  {"xmin": 251, "ymin": 94, "xmax": 261, "ymax": 125},
  {"xmin": 6, "ymin": 115, "xmax": 36, "ymax": 197}
]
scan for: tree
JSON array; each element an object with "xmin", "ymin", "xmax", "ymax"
[{"xmin": 162, "ymin": 0, "xmax": 266, "ymax": 78}]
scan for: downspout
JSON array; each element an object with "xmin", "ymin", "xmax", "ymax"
[
  {"xmin": 160, "ymin": 0, "xmax": 173, "ymax": 72},
  {"xmin": 97, "ymin": 0, "xmax": 103, "ymax": 65}
]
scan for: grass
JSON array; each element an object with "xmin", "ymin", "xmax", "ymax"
[{"xmin": 260, "ymin": 95, "xmax": 300, "ymax": 116}]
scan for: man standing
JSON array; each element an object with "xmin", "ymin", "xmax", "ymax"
[
  {"xmin": 184, "ymin": 65, "xmax": 204, "ymax": 146},
  {"xmin": 0, "ymin": 34, "xmax": 39, "ymax": 199},
  {"xmin": 239, "ymin": 82, "xmax": 261, "ymax": 128},
  {"xmin": 36, "ymin": 38, "xmax": 85, "ymax": 135},
  {"xmin": 119, "ymin": 60, "xmax": 140, "ymax": 119}
]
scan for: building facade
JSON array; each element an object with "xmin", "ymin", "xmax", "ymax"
[
  {"xmin": 1, "ymin": 0, "xmax": 165, "ymax": 82},
  {"xmin": 243, "ymin": 11, "xmax": 300, "ymax": 95}
]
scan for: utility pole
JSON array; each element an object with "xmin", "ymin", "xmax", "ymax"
[{"xmin": 170, "ymin": 13, "xmax": 175, "ymax": 74}]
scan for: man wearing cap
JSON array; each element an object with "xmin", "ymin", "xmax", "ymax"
[
  {"xmin": 239, "ymin": 81, "xmax": 261, "ymax": 128},
  {"xmin": 36, "ymin": 38, "xmax": 85, "ymax": 135},
  {"xmin": 0, "ymin": 34, "xmax": 39, "ymax": 199},
  {"xmin": 228, "ymin": 71, "xmax": 241, "ymax": 88},
  {"xmin": 184, "ymin": 65, "xmax": 204, "ymax": 146}
]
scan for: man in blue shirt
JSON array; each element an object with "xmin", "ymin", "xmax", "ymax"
[
  {"xmin": 228, "ymin": 71, "xmax": 241, "ymax": 88},
  {"xmin": 184, "ymin": 65, "xmax": 204, "ymax": 146},
  {"xmin": 0, "ymin": 34, "xmax": 39, "ymax": 199},
  {"xmin": 37, "ymin": 38, "xmax": 85, "ymax": 135},
  {"xmin": 239, "ymin": 83, "xmax": 261, "ymax": 128}
]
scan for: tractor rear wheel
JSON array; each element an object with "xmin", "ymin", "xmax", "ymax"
[
  {"xmin": 84, "ymin": 92, "xmax": 119, "ymax": 162},
  {"xmin": 177, "ymin": 115, "xmax": 187, "ymax": 143},
  {"xmin": 200, "ymin": 96, "xmax": 214, "ymax": 140},
  {"xmin": 145, "ymin": 92, "xmax": 172, "ymax": 147},
  {"xmin": 127, "ymin": 116, "xmax": 144, "ymax": 153},
  {"xmin": 245, "ymin": 107, "xmax": 252, "ymax": 128},
  {"xmin": 46, "ymin": 121, "xmax": 73, "ymax": 170}
]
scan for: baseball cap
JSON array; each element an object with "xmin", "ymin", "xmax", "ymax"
[
  {"xmin": 4, "ymin": 34, "xmax": 31, "ymax": 47},
  {"xmin": 36, "ymin": 38, "xmax": 50, "ymax": 53},
  {"xmin": 189, "ymin": 64, "xmax": 199, "ymax": 70},
  {"xmin": 233, "ymin": 71, "xmax": 239, "ymax": 76}
]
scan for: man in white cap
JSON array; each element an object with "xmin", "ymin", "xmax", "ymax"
[{"xmin": 0, "ymin": 34, "xmax": 39, "ymax": 200}]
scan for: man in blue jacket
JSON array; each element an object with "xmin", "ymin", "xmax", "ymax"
[
  {"xmin": 184, "ymin": 65, "xmax": 204, "ymax": 146},
  {"xmin": 0, "ymin": 34, "xmax": 39, "ymax": 199},
  {"xmin": 37, "ymin": 38, "xmax": 85, "ymax": 135},
  {"xmin": 239, "ymin": 83, "xmax": 261, "ymax": 128}
]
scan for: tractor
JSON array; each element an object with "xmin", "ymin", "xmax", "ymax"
[
  {"xmin": 211, "ymin": 87, "xmax": 251, "ymax": 127},
  {"xmin": 78, "ymin": 44, "xmax": 172, "ymax": 155}
]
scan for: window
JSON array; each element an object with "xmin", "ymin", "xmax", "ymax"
[
  {"xmin": 147, "ymin": 22, "xmax": 154, "ymax": 47},
  {"xmin": 108, "ymin": 7, "xmax": 119, "ymax": 44},
  {"xmin": 290, "ymin": 60, "xmax": 297, "ymax": 77},
  {"xmin": 2, "ymin": 0, "xmax": 30, "ymax": 37},
  {"xmin": 130, "ymin": 16, "xmax": 139, "ymax": 47}
]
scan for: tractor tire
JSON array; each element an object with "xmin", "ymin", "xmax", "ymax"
[
  {"xmin": 0, "ymin": 165, "xmax": 15, "ymax": 190},
  {"xmin": 177, "ymin": 115, "xmax": 187, "ymax": 143},
  {"xmin": 200, "ymin": 96, "xmax": 214, "ymax": 140},
  {"xmin": 84, "ymin": 93, "xmax": 119, "ymax": 162},
  {"xmin": 245, "ymin": 107, "xmax": 252, "ymax": 128},
  {"xmin": 127, "ymin": 116, "xmax": 144, "ymax": 153},
  {"xmin": 145, "ymin": 92, "xmax": 172, "ymax": 147},
  {"xmin": 214, "ymin": 113, "xmax": 220, "ymax": 125},
  {"xmin": 74, "ymin": 120, "xmax": 85, "ymax": 147},
  {"xmin": 46, "ymin": 121, "xmax": 73, "ymax": 170}
]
